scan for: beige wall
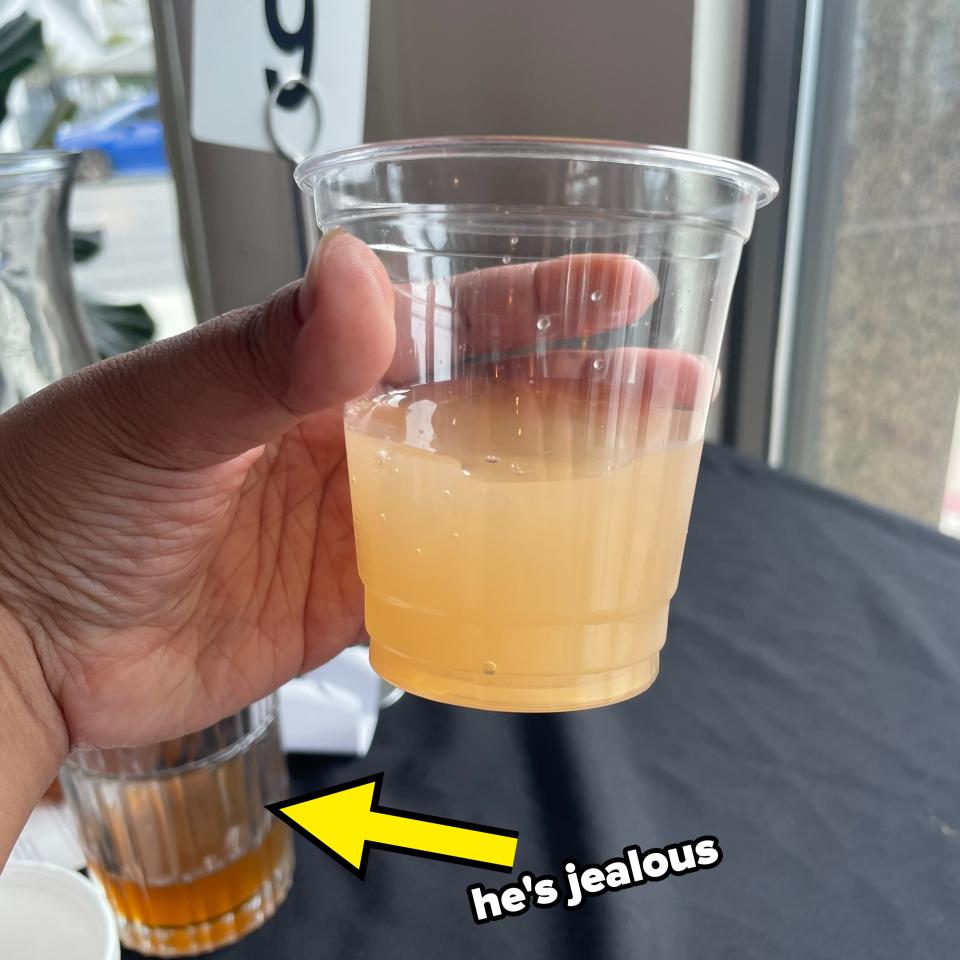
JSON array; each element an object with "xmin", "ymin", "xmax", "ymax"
[
  {"xmin": 365, "ymin": 0, "xmax": 694, "ymax": 146},
  {"xmin": 154, "ymin": 0, "xmax": 699, "ymax": 320}
]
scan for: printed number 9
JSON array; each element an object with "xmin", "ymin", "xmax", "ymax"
[{"xmin": 264, "ymin": 0, "xmax": 315, "ymax": 109}]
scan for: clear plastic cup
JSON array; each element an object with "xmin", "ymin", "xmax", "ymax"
[{"xmin": 296, "ymin": 138, "xmax": 777, "ymax": 712}]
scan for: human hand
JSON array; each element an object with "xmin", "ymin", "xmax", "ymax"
[{"xmin": 0, "ymin": 232, "xmax": 673, "ymax": 761}]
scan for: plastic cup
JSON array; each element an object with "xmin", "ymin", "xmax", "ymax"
[{"xmin": 296, "ymin": 137, "xmax": 777, "ymax": 712}]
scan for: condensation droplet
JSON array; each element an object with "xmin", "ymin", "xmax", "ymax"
[
  {"xmin": 373, "ymin": 450, "xmax": 391, "ymax": 471},
  {"xmin": 501, "ymin": 255, "xmax": 512, "ymax": 265},
  {"xmin": 590, "ymin": 290, "xmax": 603, "ymax": 303},
  {"xmin": 485, "ymin": 454, "xmax": 499, "ymax": 463},
  {"xmin": 509, "ymin": 235, "xmax": 519, "ymax": 247},
  {"xmin": 350, "ymin": 474, "xmax": 357, "ymax": 484},
  {"xmin": 379, "ymin": 512, "xmax": 386, "ymax": 521},
  {"xmin": 415, "ymin": 547, "xmax": 423, "ymax": 556},
  {"xmin": 536, "ymin": 316, "xmax": 551, "ymax": 332},
  {"xmin": 483, "ymin": 661, "xmax": 497, "ymax": 675},
  {"xmin": 511, "ymin": 463, "xmax": 524, "ymax": 475},
  {"xmin": 592, "ymin": 356, "xmax": 606, "ymax": 371},
  {"xmin": 451, "ymin": 417, "xmax": 457, "ymax": 426},
  {"xmin": 452, "ymin": 531, "xmax": 459, "ymax": 539},
  {"xmin": 443, "ymin": 489, "xmax": 452, "ymax": 497},
  {"xmin": 462, "ymin": 468, "xmax": 471, "ymax": 477}
]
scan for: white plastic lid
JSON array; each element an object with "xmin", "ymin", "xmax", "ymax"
[{"xmin": 0, "ymin": 861, "xmax": 120, "ymax": 960}]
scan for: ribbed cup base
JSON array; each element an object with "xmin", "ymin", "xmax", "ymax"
[{"xmin": 114, "ymin": 849, "xmax": 294, "ymax": 957}]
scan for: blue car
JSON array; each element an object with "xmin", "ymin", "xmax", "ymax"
[{"xmin": 55, "ymin": 93, "xmax": 168, "ymax": 180}]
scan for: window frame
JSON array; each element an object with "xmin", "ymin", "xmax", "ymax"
[{"xmin": 722, "ymin": 0, "xmax": 809, "ymax": 458}]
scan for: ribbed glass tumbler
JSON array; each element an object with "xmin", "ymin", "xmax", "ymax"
[{"xmin": 60, "ymin": 697, "xmax": 294, "ymax": 956}]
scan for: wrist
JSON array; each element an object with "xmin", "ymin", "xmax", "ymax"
[{"xmin": 0, "ymin": 600, "xmax": 70, "ymax": 865}]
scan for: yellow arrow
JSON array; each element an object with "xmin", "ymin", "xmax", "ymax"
[{"xmin": 266, "ymin": 773, "xmax": 518, "ymax": 879}]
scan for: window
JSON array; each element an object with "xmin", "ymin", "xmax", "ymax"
[
  {"xmin": 128, "ymin": 103, "xmax": 161, "ymax": 124},
  {"xmin": 773, "ymin": 0, "xmax": 960, "ymax": 535}
]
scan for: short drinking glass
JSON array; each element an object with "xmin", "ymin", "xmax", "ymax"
[{"xmin": 60, "ymin": 696, "xmax": 294, "ymax": 956}]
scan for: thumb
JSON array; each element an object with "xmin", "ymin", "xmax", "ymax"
[{"xmin": 59, "ymin": 229, "xmax": 395, "ymax": 469}]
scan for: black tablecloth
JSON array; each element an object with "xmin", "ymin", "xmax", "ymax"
[{"xmin": 151, "ymin": 445, "xmax": 960, "ymax": 959}]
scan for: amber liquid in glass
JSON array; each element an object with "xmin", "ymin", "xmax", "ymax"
[
  {"xmin": 88, "ymin": 822, "xmax": 290, "ymax": 952},
  {"xmin": 71, "ymin": 715, "xmax": 294, "ymax": 955}
]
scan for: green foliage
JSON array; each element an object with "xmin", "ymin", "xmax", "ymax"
[
  {"xmin": 72, "ymin": 230, "xmax": 104, "ymax": 264},
  {"xmin": 82, "ymin": 299, "xmax": 155, "ymax": 360},
  {"xmin": 31, "ymin": 95, "xmax": 77, "ymax": 149},
  {"xmin": 71, "ymin": 235, "xmax": 156, "ymax": 358},
  {"xmin": 0, "ymin": 13, "xmax": 43, "ymax": 126}
]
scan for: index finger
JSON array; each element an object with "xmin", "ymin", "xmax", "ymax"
[
  {"xmin": 453, "ymin": 253, "xmax": 658, "ymax": 353},
  {"xmin": 387, "ymin": 254, "xmax": 658, "ymax": 385}
]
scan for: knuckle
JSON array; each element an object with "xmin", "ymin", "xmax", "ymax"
[{"xmin": 219, "ymin": 282, "xmax": 301, "ymax": 414}]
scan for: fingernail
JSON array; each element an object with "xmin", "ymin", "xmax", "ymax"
[{"xmin": 297, "ymin": 227, "xmax": 344, "ymax": 326}]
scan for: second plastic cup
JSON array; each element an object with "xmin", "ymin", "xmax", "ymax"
[{"xmin": 296, "ymin": 138, "xmax": 777, "ymax": 712}]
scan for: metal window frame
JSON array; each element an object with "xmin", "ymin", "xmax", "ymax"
[
  {"xmin": 149, "ymin": 0, "xmax": 311, "ymax": 321},
  {"xmin": 722, "ymin": 0, "xmax": 808, "ymax": 457},
  {"xmin": 774, "ymin": 0, "xmax": 860, "ymax": 472}
]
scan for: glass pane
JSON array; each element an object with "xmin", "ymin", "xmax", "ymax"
[
  {"xmin": 784, "ymin": 0, "xmax": 960, "ymax": 537},
  {"xmin": 2, "ymin": 2, "xmax": 196, "ymax": 348}
]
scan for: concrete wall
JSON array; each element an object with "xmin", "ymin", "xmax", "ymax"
[{"xmin": 809, "ymin": 0, "xmax": 960, "ymax": 524}]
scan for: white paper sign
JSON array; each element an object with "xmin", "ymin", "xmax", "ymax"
[{"xmin": 191, "ymin": 0, "xmax": 369, "ymax": 157}]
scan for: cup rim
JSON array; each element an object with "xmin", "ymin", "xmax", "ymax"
[
  {"xmin": 0, "ymin": 149, "xmax": 79, "ymax": 181},
  {"xmin": 295, "ymin": 135, "xmax": 779, "ymax": 207},
  {"xmin": 63, "ymin": 696, "xmax": 279, "ymax": 780}
]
